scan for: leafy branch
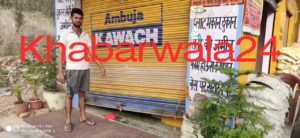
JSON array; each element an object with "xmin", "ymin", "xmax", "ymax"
[{"xmin": 191, "ymin": 67, "xmax": 272, "ymax": 138}]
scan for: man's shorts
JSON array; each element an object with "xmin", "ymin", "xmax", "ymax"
[{"xmin": 65, "ymin": 69, "xmax": 90, "ymax": 94}]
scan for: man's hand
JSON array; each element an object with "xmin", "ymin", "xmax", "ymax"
[
  {"xmin": 58, "ymin": 71, "xmax": 65, "ymax": 84},
  {"xmin": 88, "ymin": 46, "xmax": 106, "ymax": 77},
  {"xmin": 94, "ymin": 60, "xmax": 106, "ymax": 77},
  {"xmin": 100, "ymin": 67, "xmax": 106, "ymax": 77}
]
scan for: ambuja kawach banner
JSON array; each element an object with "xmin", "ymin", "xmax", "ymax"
[
  {"xmin": 55, "ymin": 0, "xmax": 81, "ymax": 40},
  {"xmin": 91, "ymin": 4, "xmax": 163, "ymax": 47},
  {"xmin": 187, "ymin": 4, "xmax": 244, "ymax": 98}
]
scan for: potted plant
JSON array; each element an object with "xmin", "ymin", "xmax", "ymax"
[
  {"xmin": 12, "ymin": 83, "xmax": 29, "ymax": 114},
  {"xmin": 23, "ymin": 59, "xmax": 43, "ymax": 110},
  {"xmin": 191, "ymin": 67, "xmax": 272, "ymax": 138},
  {"xmin": 41, "ymin": 46, "xmax": 66, "ymax": 111}
]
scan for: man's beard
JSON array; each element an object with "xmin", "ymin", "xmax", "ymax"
[{"xmin": 72, "ymin": 22, "xmax": 81, "ymax": 28}]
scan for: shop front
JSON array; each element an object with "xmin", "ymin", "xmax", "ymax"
[
  {"xmin": 81, "ymin": 0, "xmax": 190, "ymax": 117},
  {"xmin": 55, "ymin": 0, "xmax": 300, "ymax": 121}
]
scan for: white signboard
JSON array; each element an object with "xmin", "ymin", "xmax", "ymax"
[
  {"xmin": 55, "ymin": 0, "xmax": 81, "ymax": 40},
  {"xmin": 187, "ymin": 5, "xmax": 244, "ymax": 98}
]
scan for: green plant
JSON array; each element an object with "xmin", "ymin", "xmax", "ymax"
[
  {"xmin": 0, "ymin": 68, "xmax": 9, "ymax": 88},
  {"xmin": 23, "ymin": 43, "xmax": 61, "ymax": 98},
  {"xmin": 40, "ymin": 46, "xmax": 59, "ymax": 92},
  {"xmin": 23, "ymin": 59, "xmax": 43, "ymax": 100},
  {"xmin": 12, "ymin": 83, "xmax": 23, "ymax": 104},
  {"xmin": 191, "ymin": 67, "xmax": 272, "ymax": 138}
]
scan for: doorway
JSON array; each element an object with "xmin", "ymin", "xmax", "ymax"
[{"xmin": 256, "ymin": 1, "xmax": 276, "ymax": 74}]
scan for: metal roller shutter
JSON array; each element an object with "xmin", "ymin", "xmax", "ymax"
[{"xmin": 82, "ymin": 0, "xmax": 190, "ymax": 117}]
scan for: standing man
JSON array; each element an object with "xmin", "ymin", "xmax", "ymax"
[{"xmin": 57, "ymin": 8, "xmax": 106, "ymax": 133}]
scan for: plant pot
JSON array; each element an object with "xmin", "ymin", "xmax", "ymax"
[
  {"xmin": 14, "ymin": 102, "xmax": 29, "ymax": 114},
  {"xmin": 28, "ymin": 99, "xmax": 43, "ymax": 110},
  {"xmin": 43, "ymin": 90, "xmax": 65, "ymax": 111}
]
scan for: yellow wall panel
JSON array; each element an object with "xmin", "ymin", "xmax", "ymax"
[
  {"xmin": 238, "ymin": 33, "xmax": 258, "ymax": 83},
  {"xmin": 270, "ymin": 0, "xmax": 300, "ymax": 73},
  {"xmin": 270, "ymin": 0, "xmax": 286, "ymax": 73}
]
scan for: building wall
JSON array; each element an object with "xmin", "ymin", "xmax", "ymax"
[
  {"xmin": 269, "ymin": 0, "xmax": 300, "ymax": 73},
  {"xmin": 298, "ymin": 25, "xmax": 300, "ymax": 43},
  {"xmin": 0, "ymin": 0, "xmax": 55, "ymax": 57},
  {"xmin": 286, "ymin": 0, "xmax": 299, "ymax": 47},
  {"xmin": 237, "ymin": 0, "xmax": 300, "ymax": 82},
  {"xmin": 238, "ymin": 33, "xmax": 258, "ymax": 83}
]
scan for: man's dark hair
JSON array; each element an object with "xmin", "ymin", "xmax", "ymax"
[{"xmin": 71, "ymin": 8, "xmax": 83, "ymax": 17}]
